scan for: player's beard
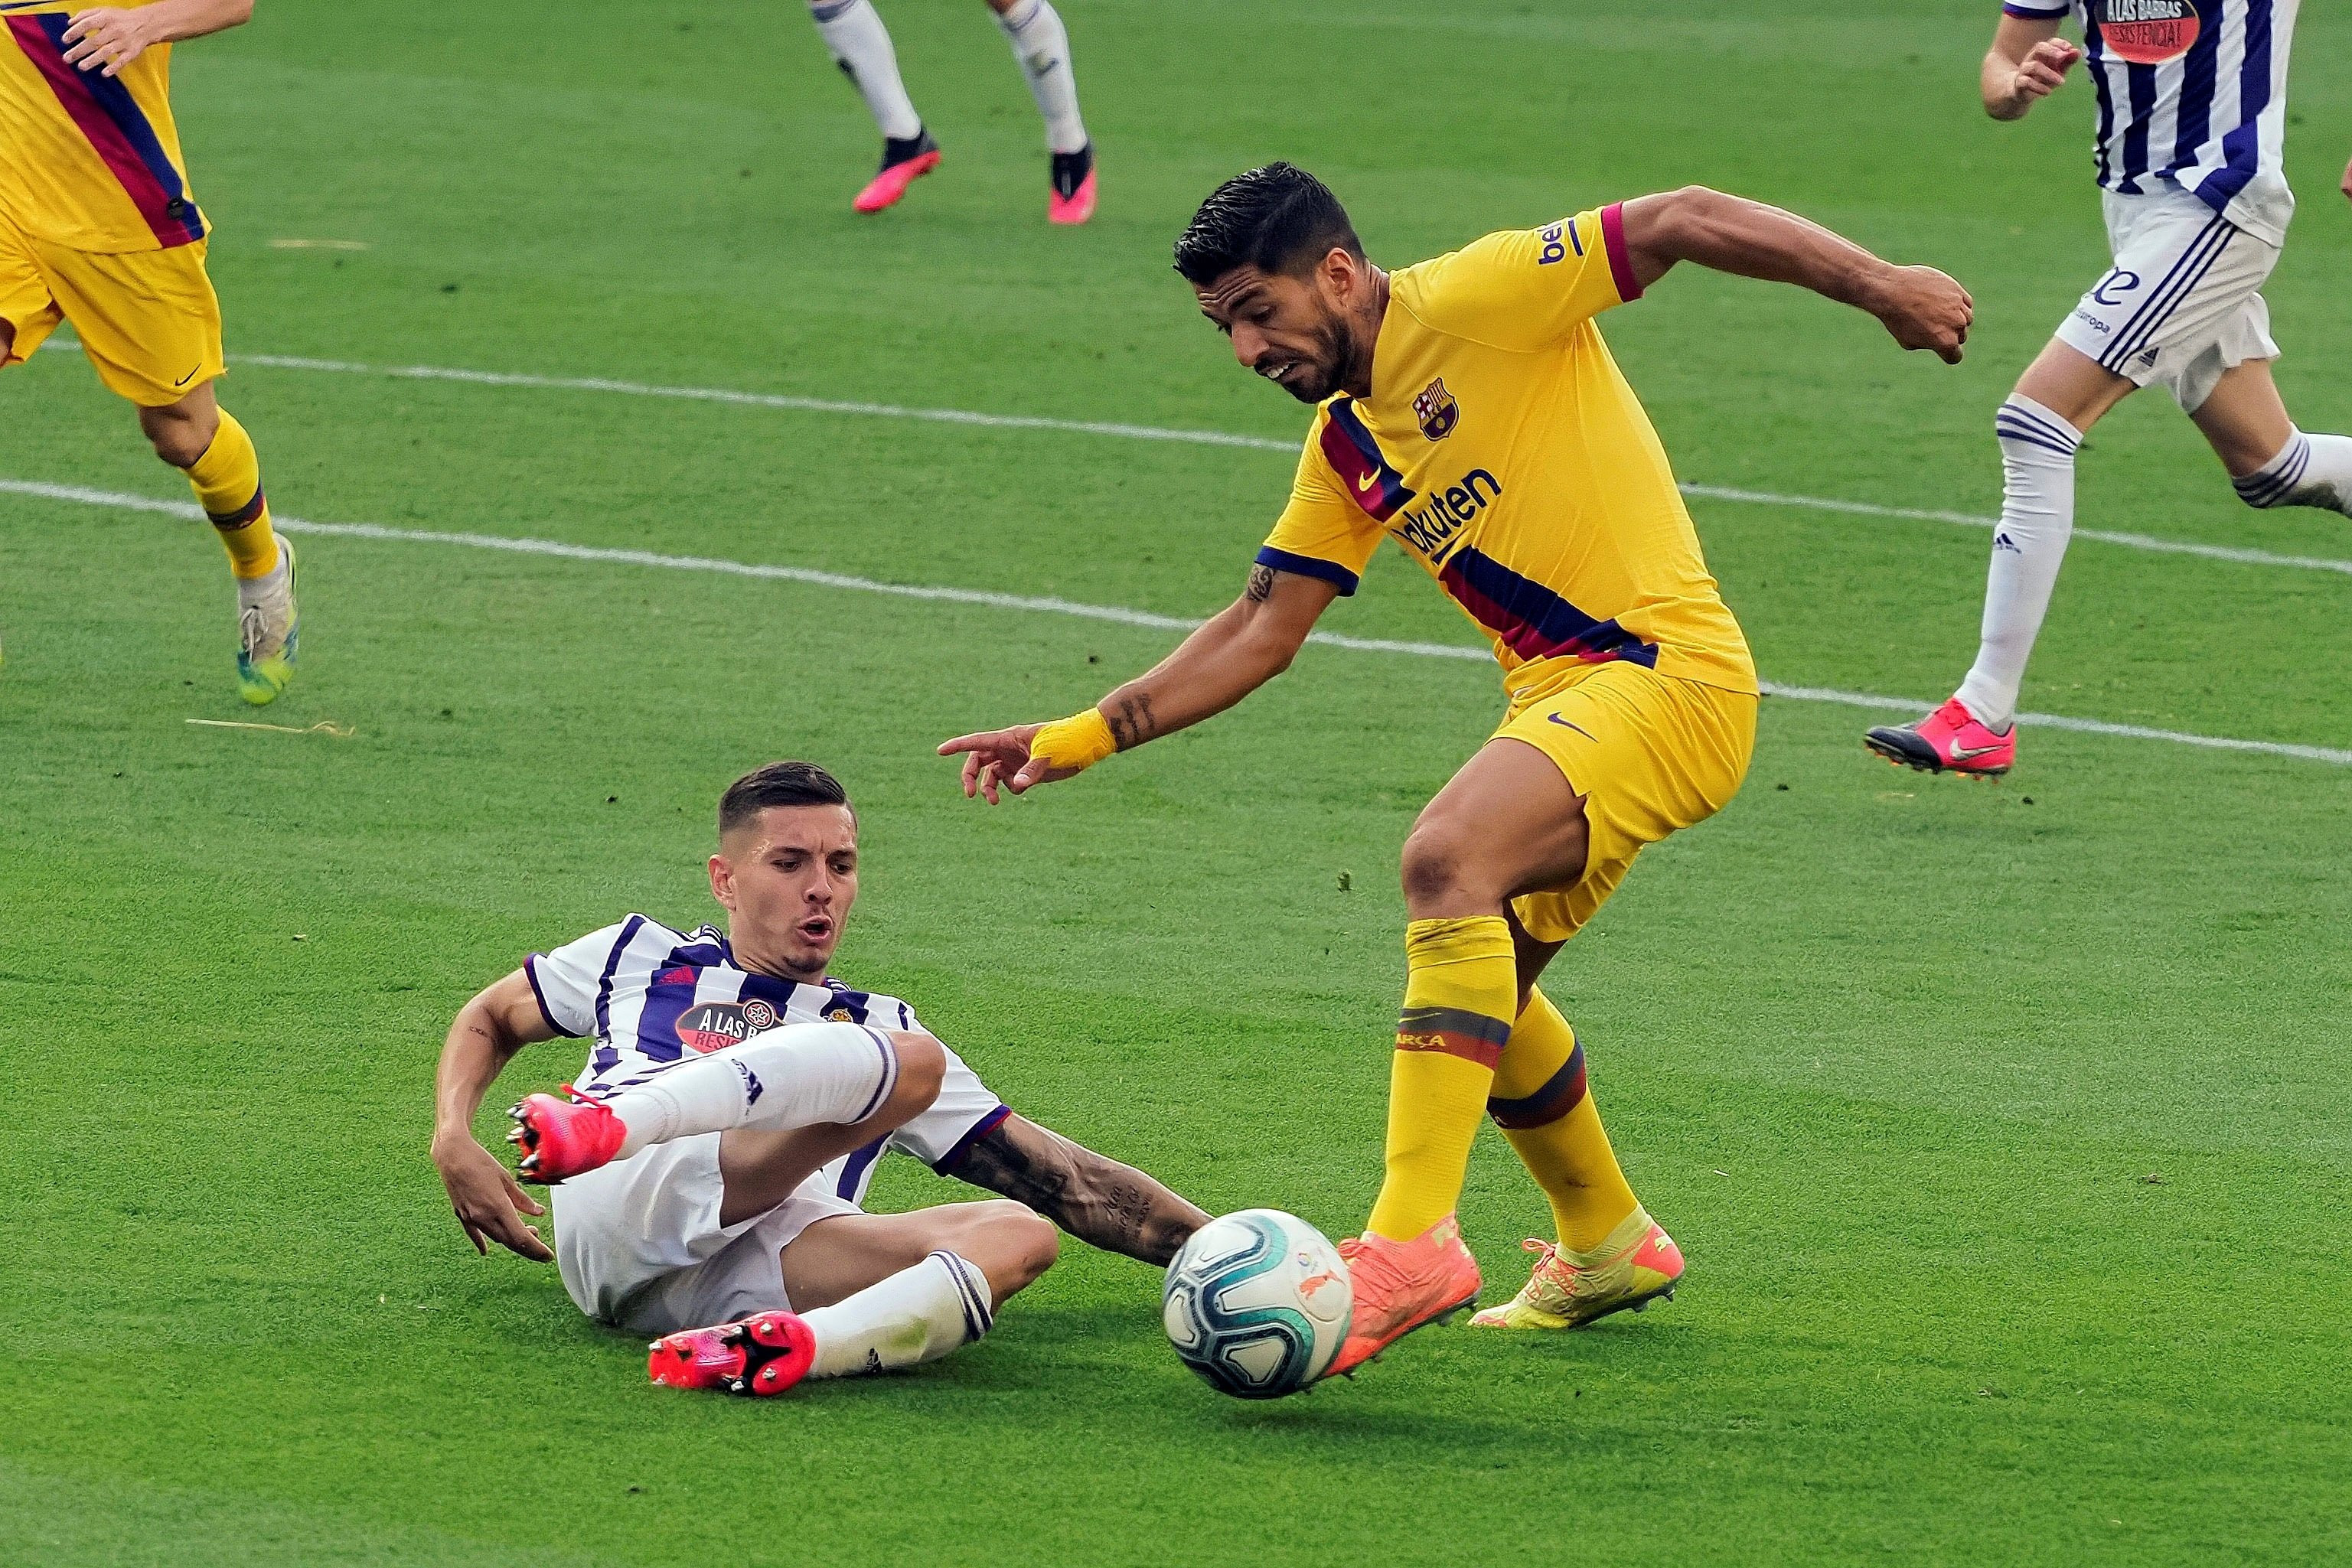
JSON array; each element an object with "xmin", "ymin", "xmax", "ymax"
[{"xmin": 1280, "ymin": 311, "xmax": 1358, "ymax": 404}]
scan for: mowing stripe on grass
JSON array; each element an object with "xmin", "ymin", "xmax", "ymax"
[
  {"xmin": 8, "ymin": 476, "xmax": 2348, "ymax": 768},
  {"xmin": 31, "ymin": 339, "xmax": 2352, "ymax": 579}
]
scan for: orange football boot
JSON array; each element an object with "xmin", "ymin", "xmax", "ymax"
[{"xmin": 1324, "ymin": 1214, "xmax": 1482, "ymax": 1378}]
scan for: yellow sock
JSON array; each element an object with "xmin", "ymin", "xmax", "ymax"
[
  {"xmin": 1488, "ymin": 986, "xmax": 1639, "ymax": 1252},
  {"xmin": 1365, "ymin": 915, "xmax": 1516, "ymax": 1242},
  {"xmin": 183, "ymin": 409, "xmax": 279, "ymax": 579}
]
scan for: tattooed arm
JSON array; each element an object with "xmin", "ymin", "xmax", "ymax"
[
  {"xmin": 948, "ymin": 1113, "xmax": 1211, "ymax": 1266},
  {"xmin": 940, "ymin": 564, "xmax": 1338, "ymax": 800}
]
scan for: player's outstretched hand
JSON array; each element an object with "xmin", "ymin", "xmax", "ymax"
[
  {"xmin": 61, "ymin": 8, "xmax": 162, "ymax": 77},
  {"xmin": 2008, "ymin": 37, "xmax": 2081, "ymax": 111},
  {"xmin": 434, "ymin": 1133, "xmax": 554, "ymax": 1260},
  {"xmin": 1866, "ymin": 265, "xmax": 1973, "ymax": 363},
  {"xmin": 938, "ymin": 723, "xmax": 1081, "ymax": 804}
]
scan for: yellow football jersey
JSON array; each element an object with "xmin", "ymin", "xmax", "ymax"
[
  {"xmin": 0, "ymin": 0, "xmax": 204, "ymax": 253},
  {"xmin": 1260, "ymin": 205, "xmax": 1757, "ymax": 700}
]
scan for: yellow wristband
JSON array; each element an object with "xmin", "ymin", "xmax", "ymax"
[{"xmin": 1029, "ymin": 708, "xmax": 1118, "ymax": 774}]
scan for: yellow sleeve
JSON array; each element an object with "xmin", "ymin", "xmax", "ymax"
[
  {"xmin": 1393, "ymin": 207, "xmax": 1641, "ymax": 352},
  {"xmin": 1256, "ymin": 416, "xmax": 1385, "ymax": 595}
]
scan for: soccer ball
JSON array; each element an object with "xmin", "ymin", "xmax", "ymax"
[{"xmin": 1162, "ymin": 1208, "xmax": 1352, "ymax": 1400}]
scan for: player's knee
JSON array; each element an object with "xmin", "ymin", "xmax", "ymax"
[
  {"xmin": 993, "ymin": 1201, "xmax": 1061, "ymax": 1284},
  {"xmin": 139, "ymin": 403, "xmax": 213, "ymax": 468},
  {"xmin": 1398, "ymin": 820, "xmax": 1478, "ymax": 907},
  {"xmin": 884, "ymin": 1030, "xmax": 946, "ymax": 1114}
]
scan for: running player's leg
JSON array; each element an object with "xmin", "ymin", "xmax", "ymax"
[
  {"xmin": 1473, "ymin": 955, "xmax": 1685, "ymax": 1332},
  {"xmin": 2192, "ymin": 358, "xmax": 2352, "ymax": 518},
  {"xmin": 981, "ymin": 0, "xmax": 1094, "ymax": 223},
  {"xmin": 1862, "ymin": 339, "xmax": 2131, "ymax": 778},
  {"xmin": 137, "ymin": 380, "xmax": 297, "ymax": 704},
  {"xmin": 807, "ymin": 0, "xmax": 939, "ymax": 214},
  {"xmin": 509, "ymin": 1022, "xmax": 944, "ymax": 1183},
  {"xmin": 31, "ymin": 234, "xmax": 297, "ymax": 703},
  {"xmin": 650, "ymin": 1201, "xmax": 1058, "ymax": 1393},
  {"xmin": 1324, "ymin": 736, "xmax": 1589, "ymax": 1374}
]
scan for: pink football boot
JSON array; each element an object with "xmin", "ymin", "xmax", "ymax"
[
  {"xmin": 1864, "ymin": 697, "xmax": 2015, "ymax": 777},
  {"xmin": 505, "ymin": 1087, "xmax": 626, "ymax": 1184},
  {"xmin": 648, "ymin": 1311, "xmax": 817, "ymax": 1397},
  {"xmin": 853, "ymin": 129, "xmax": 940, "ymax": 214},
  {"xmin": 1047, "ymin": 145, "xmax": 1095, "ymax": 225}
]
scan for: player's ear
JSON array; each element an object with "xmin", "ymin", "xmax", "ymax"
[
  {"xmin": 708, "ymin": 852, "xmax": 737, "ymax": 911},
  {"xmin": 1320, "ymin": 246, "xmax": 1367, "ymax": 308}
]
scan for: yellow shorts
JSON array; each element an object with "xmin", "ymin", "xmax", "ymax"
[
  {"xmin": 0, "ymin": 210, "xmax": 223, "ymax": 407},
  {"xmin": 1498, "ymin": 660, "xmax": 1758, "ymax": 945}
]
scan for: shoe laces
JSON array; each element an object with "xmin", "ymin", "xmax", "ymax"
[{"xmin": 1519, "ymin": 1237, "xmax": 1591, "ymax": 1299}]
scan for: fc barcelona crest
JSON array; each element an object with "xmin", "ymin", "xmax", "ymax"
[{"xmin": 1413, "ymin": 377, "xmax": 1460, "ymax": 442}]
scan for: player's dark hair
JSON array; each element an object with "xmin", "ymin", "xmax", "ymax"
[
  {"xmin": 719, "ymin": 761, "xmax": 852, "ymax": 836},
  {"xmin": 1173, "ymin": 162, "xmax": 1362, "ymax": 286}
]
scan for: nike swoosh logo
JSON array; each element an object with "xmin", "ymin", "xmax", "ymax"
[
  {"xmin": 174, "ymin": 367, "xmax": 199, "ymax": 387},
  {"xmin": 1355, "ymin": 470, "xmax": 1380, "ymax": 493},
  {"xmin": 1947, "ymin": 742, "xmax": 2004, "ymax": 761},
  {"xmin": 1545, "ymin": 716, "xmax": 1597, "ymax": 741}
]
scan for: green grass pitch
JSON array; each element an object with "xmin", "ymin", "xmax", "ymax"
[{"xmin": 3, "ymin": 0, "xmax": 2350, "ymax": 1561}]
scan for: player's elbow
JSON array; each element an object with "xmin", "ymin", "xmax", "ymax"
[{"xmin": 222, "ymin": 0, "xmax": 254, "ymax": 25}]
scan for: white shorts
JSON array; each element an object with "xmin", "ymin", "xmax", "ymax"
[
  {"xmin": 2056, "ymin": 184, "xmax": 2281, "ymax": 414},
  {"xmin": 552, "ymin": 1133, "xmax": 860, "ymax": 1336}
]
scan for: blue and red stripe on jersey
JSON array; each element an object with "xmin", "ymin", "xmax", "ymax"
[
  {"xmin": 1437, "ymin": 546, "xmax": 1659, "ymax": 669},
  {"xmin": 1320, "ymin": 397, "xmax": 1414, "ymax": 522},
  {"xmin": 6, "ymin": 13, "xmax": 205, "ymax": 247}
]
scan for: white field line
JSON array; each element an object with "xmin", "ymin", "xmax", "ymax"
[
  {"xmin": 6, "ymin": 477, "xmax": 2348, "ymax": 768},
  {"xmin": 34, "ymin": 337, "xmax": 2352, "ymax": 579}
]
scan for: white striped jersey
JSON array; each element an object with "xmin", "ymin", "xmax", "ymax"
[
  {"xmin": 2002, "ymin": 0, "xmax": 2299, "ymax": 243},
  {"xmin": 527, "ymin": 916, "xmax": 1010, "ymax": 1203}
]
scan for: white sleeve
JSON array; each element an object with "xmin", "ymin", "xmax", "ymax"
[
  {"xmin": 524, "ymin": 921, "xmax": 628, "ymax": 1039},
  {"xmin": 888, "ymin": 1036, "xmax": 1010, "ymax": 1172}
]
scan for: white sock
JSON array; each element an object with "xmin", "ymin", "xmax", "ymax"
[
  {"xmin": 994, "ymin": 0, "xmax": 1087, "ymax": 155},
  {"xmin": 803, "ymin": 1250, "xmax": 993, "ymax": 1377},
  {"xmin": 2234, "ymin": 429, "xmax": 2352, "ymax": 516},
  {"xmin": 1955, "ymin": 395, "xmax": 2082, "ymax": 732},
  {"xmin": 606, "ymin": 1021, "xmax": 898, "ymax": 1159},
  {"xmin": 810, "ymin": 0, "xmax": 922, "ymax": 142}
]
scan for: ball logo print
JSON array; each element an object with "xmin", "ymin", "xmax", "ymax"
[
  {"xmin": 2093, "ymin": 0, "xmax": 2200, "ymax": 65},
  {"xmin": 1163, "ymin": 1210, "xmax": 1352, "ymax": 1399}
]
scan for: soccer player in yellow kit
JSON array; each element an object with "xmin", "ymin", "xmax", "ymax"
[
  {"xmin": 941, "ymin": 163, "xmax": 1972, "ymax": 1377},
  {"xmin": 0, "ymin": 0, "xmax": 297, "ymax": 703}
]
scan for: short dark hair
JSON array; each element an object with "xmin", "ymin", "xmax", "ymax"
[
  {"xmin": 1173, "ymin": 162, "xmax": 1362, "ymax": 286},
  {"xmin": 719, "ymin": 760, "xmax": 851, "ymax": 836}
]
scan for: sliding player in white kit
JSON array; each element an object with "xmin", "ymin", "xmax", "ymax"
[
  {"xmin": 429, "ymin": 761, "xmax": 1206, "ymax": 1396},
  {"xmin": 1866, "ymin": 0, "xmax": 2352, "ymax": 777},
  {"xmin": 804, "ymin": 0, "xmax": 1096, "ymax": 222}
]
